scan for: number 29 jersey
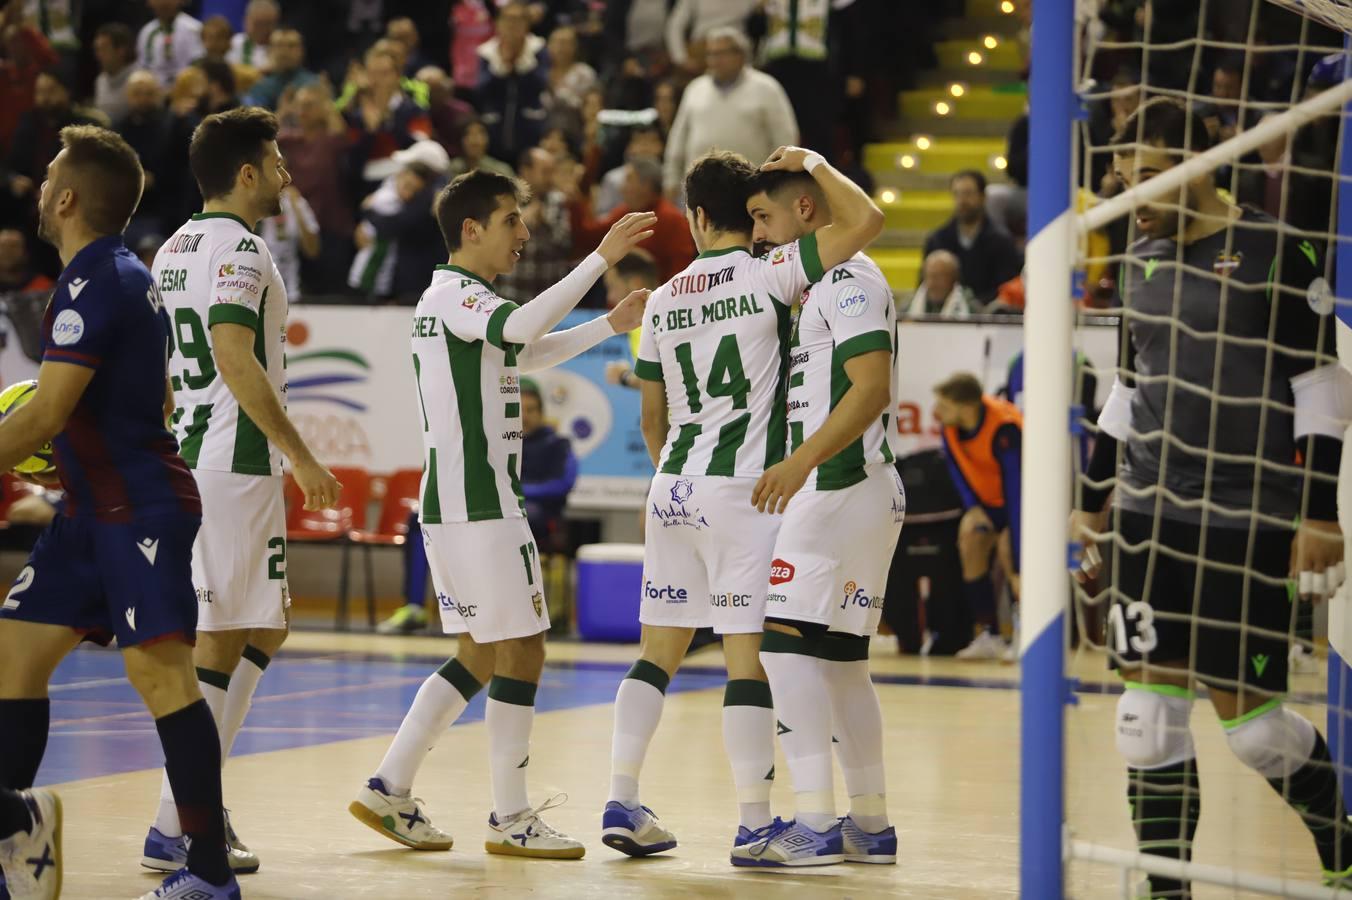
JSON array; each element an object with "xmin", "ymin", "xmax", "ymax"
[
  {"xmin": 635, "ymin": 236, "xmax": 828, "ymax": 477},
  {"xmin": 153, "ymin": 212, "xmax": 289, "ymax": 476}
]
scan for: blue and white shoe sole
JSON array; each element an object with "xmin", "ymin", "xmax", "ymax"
[
  {"xmin": 601, "ymin": 828, "xmax": 677, "ymax": 857},
  {"xmin": 731, "ymin": 852, "xmax": 845, "ymax": 868},
  {"xmin": 140, "ymin": 854, "xmax": 181, "ymax": 873}
]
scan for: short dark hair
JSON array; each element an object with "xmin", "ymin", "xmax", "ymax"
[
  {"xmin": 751, "ymin": 169, "xmax": 827, "ymax": 211},
  {"xmin": 614, "ymin": 249, "xmax": 659, "ymax": 287},
  {"xmin": 1111, "ymin": 97, "xmax": 1214, "ymax": 157},
  {"xmin": 95, "ymin": 22, "xmax": 133, "ymax": 53},
  {"xmin": 434, "ymin": 169, "xmax": 529, "ymax": 252},
  {"xmin": 934, "ymin": 372, "xmax": 984, "ymax": 406},
  {"xmin": 57, "ymin": 125, "xmax": 144, "ymax": 234},
  {"xmin": 197, "ymin": 58, "xmax": 236, "ymax": 94},
  {"xmin": 684, "ymin": 151, "xmax": 756, "ymax": 235},
  {"xmin": 520, "ymin": 378, "xmax": 543, "ymax": 406},
  {"xmin": 189, "ymin": 106, "xmax": 279, "ymax": 201},
  {"xmin": 950, "ymin": 169, "xmax": 987, "ymax": 193}
]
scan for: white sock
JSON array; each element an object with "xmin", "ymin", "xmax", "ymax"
[
  {"xmin": 486, "ymin": 677, "xmax": 536, "ymax": 820},
  {"xmin": 155, "ymin": 670, "xmax": 229, "ymax": 838},
  {"xmin": 825, "ymin": 657, "xmax": 889, "ymax": 833},
  {"xmin": 376, "ymin": 659, "xmax": 482, "ymax": 796},
  {"xmin": 609, "ymin": 661, "xmax": 669, "ymax": 807},
  {"xmin": 760, "ymin": 649, "xmax": 835, "ymax": 832},
  {"xmin": 220, "ymin": 647, "xmax": 270, "ymax": 759},
  {"xmin": 722, "ymin": 679, "xmax": 776, "ymax": 830}
]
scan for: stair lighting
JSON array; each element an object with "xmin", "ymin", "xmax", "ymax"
[
  {"xmin": 983, "ymin": 35, "xmax": 1000, "ymax": 49},
  {"xmin": 949, "ymin": 83, "xmax": 966, "ymax": 98},
  {"xmin": 880, "ymin": 189, "xmax": 898, "ymax": 204},
  {"xmin": 1000, "ymin": 0, "xmax": 1015, "ymax": 12},
  {"xmin": 968, "ymin": 50, "xmax": 984, "ymax": 65},
  {"xmin": 915, "ymin": 136, "xmax": 932, "ymax": 150},
  {"xmin": 899, "ymin": 155, "xmax": 917, "ymax": 169},
  {"xmin": 934, "ymin": 101, "xmax": 952, "ymax": 116},
  {"xmin": 993, "ymin": 155, "xmax": 1008, "ymax": 170}
]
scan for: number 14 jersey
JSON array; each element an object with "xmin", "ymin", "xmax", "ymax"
[
  {"xmin": 635, "ymin": 236, "xmax": 827, "ymax": 476},
  {"xmin": 153, "ymin": 212, "xmax": 289, "ymax": 476}
]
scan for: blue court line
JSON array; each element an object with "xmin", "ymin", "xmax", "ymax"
[{"xmin": 34, "ymin": 646, "xmax": 1328, "ymax": 787}]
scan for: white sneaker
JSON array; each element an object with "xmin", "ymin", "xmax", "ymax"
[
  {"xmin": 222, "ymin": 809, "xmax": 260, "ymax": 871},
  {"xmin": 1290, "ymin": 644, "xmax": 1321, "ymax": 675},
  {"xmin": 0, "ymin": 789, "xmax": 62, "ymax": 900},
  {"xmin": 955, "ymin": 632, "xmax": 1006, "ymax": 661},
  {"xmin": 485, "ymin": 794, "xmax": 585, "ymax": 859},
  {"xmin": 349, "ymin": 777, "xmax": 453, "ymax": 850}
]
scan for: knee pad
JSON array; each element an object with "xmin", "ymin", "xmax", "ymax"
[
  {"xmin": 1224, "ymin": 704, "xmax": 1316, "ymax": 779},
  {"xmin": 1115, "ymin": 688, "xmax": 1195, "ymax": 769}
]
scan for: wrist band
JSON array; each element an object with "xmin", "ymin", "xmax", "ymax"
[{"xmin": 803, "ymin": 152, "xmax": 826, "ymax": 173}]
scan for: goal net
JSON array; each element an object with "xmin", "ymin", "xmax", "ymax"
[{"xmin": 1021, "ymin": 0, "xmax": 1352, "ymax": 897}]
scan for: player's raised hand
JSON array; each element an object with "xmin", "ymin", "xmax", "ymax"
[
  {"xmin": 1069, "ymin": 508, "xmax": 1109, "ymax": 583},
  {"xmin": 606, "ymin": 289, "xmax": 650, "ymax": 334},
  {"xmin": 761, "ymin": 146, "xmax": 814, "ymax": 173},
  {"xmin": 596, "ymin": 212, "xmax": 658, "ymax": 265},
  {"xmin": 1290, "ymin": 518, "xmax": 1345, "ymax": 602},
  {"xmin": 751, "ymin": 457, "xmax": 811, "ymax": 515},
  {"xmin": 295, "ymin": 457, "xmax": 342, "ymax": 510}
]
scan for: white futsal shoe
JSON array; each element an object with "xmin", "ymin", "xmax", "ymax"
[
  {"xmin": 348, "ymin": 777, "xmax": 453, "ymax": 850},
  {"xmin": 485, "ymin": 794, "xmax": 585, "ymax": 859},
  {"xmin": 0, "ymin": 789, "xmax": 61, "ymax": 900}
]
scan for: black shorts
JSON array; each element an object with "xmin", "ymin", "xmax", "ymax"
[{"xmin": 1106, "ymin": 509, "xmax": 1293, "ymax": 695}]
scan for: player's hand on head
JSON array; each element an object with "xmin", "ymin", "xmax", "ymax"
[
  {"xmin": 761, "ymin": 146, "xmax": 810, "ymax": 173},
  {"xmin": 596, "ymin": 212, "xmax": 658, "ymax": 265},
  {"xmin": 295, "ymin": 458, "xmax": 342, "ymax": 510},
  {"xmin": 606, "ymin": 289, "xmax": 649, "ymax": 334},
  {"xmin": 750, "ymin": 458, "xmax": 810, "ymax": 515},
  {"xmin": 1290, "ymin": 519, "xmax": 1345, "ymax": 602}
]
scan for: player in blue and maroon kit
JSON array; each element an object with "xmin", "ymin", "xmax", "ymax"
[{"xmin": 0, "ymin": 127, "xmax": 240, "ymax": 899}]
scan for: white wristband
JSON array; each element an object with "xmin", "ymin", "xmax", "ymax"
[{"xmin": 803, "ymin": 152, "xmax": 826, "ymax": 173}]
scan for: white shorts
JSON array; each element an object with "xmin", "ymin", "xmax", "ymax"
[
  {"xmin": 192, "ymin": 469, "xmax": 289, "ymax": 632},
  {"xmin": 639, "ymin": 474, "xmax": 781, "ymax": 634},
  {"xmin": 423, "ymin": 517, "xmax": 549, "ymax": 643},
  {"xmin": 766, "ymin": 464, "xmax": 905, "ymax": 636}
]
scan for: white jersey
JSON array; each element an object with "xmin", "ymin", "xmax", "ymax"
[
  {"xmin": 154, "ymin": 212, "xmax": 289, "ymax": 476},
  {"xmin": 412, "ymin": 265, "xmax": 526, "ymax": 524},
  {"xmin": 635, "ymin": 237, "xmax": 827, "ymax": 477},
  {"xmin": 789, "ymin": 252, "xmax": 898, "ymax": 490}
]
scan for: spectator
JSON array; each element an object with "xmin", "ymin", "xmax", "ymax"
[
  {"xmin": 0, "ymin": 229, "xmax": 53, "ymax": 293},
  {"xmin": 544, "ymin": 25, "xmax": 598, "ymax": 122},
  {"xmin": 752, "ymin": 0, "xmax": 839, "ymax": 154},
  {"xmin": 344, "ymin": 45, "xmax": 433, "ymax": 188},
  {"xmin": 137, "ymin": 0, "xmax": 204, "ymax": 88},
  {"xmin": 260, "ymin": 185, "xmax": 321, "ymax": 300},
  {"xmin": 653, "ymin": 78, "xmax": 679, "ymax": 135},
  {"xmin": 665, "ymin": 0, "xmax": 758, "ymax": 73},
  {"xmin": 386, "ymin": 16, "xmax": 430, "ymax": 76},
  {"xmin": 569, "ymin": 155, "xmax": 694, "ymax": 282},
  {"xmin": 198, "ymin": 58, "xmax": 240, "ymax": 114},
  {"xmin": 603, "ymin": 249, "xmax": 660, "ymax": 389},
  {"xmin": 449, "ymin": 0, "xmax": 497, "ymax": 91},
  {"xmin": 198, "ymin": 14, "xmax": 233, "ymax": 66},
  {"xmin": 933, "ymin": 372, "xmax": 1022, "ymax": 661},
  {"xmin": 922, "ymin": 170, "xmax": 1024, "ymax": 305},
  {"xmin": 907, "ymin": 250, "xmax": 975, "ymax": 318},
  {"xmin": 363, "ymin": 36, "xmax": 430, "ymax": 107},
  {"xmin": 16, "ymin": 0, "xmax": 77, "ymax": 57},
  {"xmin": 1208, "ymin": 53, "xmax": 1243, "ymax": 142},
  {"xmin": 446, "ymin": 118, "xmax": 515, "ymax": 178},
  {"xmin": 520, "ymin": 380, "xmax": 578, "ymax": 555},
  {"xmin": 1234, "ymin": 114, "xmax": 1290, "ymax": 220},
  {"xmin": 662, "ymin": 27, "xmax": 798, "ymax": 199},
  {"xmin": 243, "ymin": 28, "xmax": 318, "ymax": 109},
  {"xmin": 602, "ymin": 0, "xmax": 675, "ymax": 73},
  {"xmin": 92, "ymin": 23, "xmax": 136, "ymax": 124},
  {"xmin": 278, "ymin": 82, "xmax": 354, "ymax": 294},
  {"xmin": 8, "ymin": 70, "xmax": 100, "ymax": 197},
  {"xmin": 228, "ymin": 0, "xmax": 277, "ymax": 70},
  {"xmin": 476, "ymin": 2, "xmax": 549, "ymax": 164},
  {"xmin": 167, "ymin": 61, "xmax": 207, "ymax": 116},
  {"xmin": 595, "ymin": 124, "xmax": 664, "ymax": 215},
  {"xmin": 115, "ymin": 71, "xmax": 174, "ymax": 241},
  {"xmin": 349, "ymin": 141, "xmax": 447, "ymax": 301},
  {"xmin": 415, "ymin": 65, "xmax": 475, "ymax": 157},
  {"xmin": 0, "ymin": 15, "xmax": 58, "ymax": 154},
  {"xmin": 497, "ymin": 147, "xmax": 572, "ymax": 304}
]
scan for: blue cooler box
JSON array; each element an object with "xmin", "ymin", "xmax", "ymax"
[{"xmin": 575, "ymin": 543, "xmax": 645, "ymax": 642}]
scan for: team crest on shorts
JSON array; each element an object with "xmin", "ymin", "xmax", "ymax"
[{"xmin": 531, "ymin": 591, "xmax": 544, "ymax": 618}]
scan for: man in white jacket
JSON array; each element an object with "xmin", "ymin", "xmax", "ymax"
[{"xmin": 907, "ymin": 250, "xmax": 975, "ymax": 318}]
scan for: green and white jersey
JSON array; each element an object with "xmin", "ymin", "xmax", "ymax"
[
  {"xmin": 788, "ymin": 252, "xmax": 897, "ymax": 491},
  {"xmin": 635, "ymin": 236, "xmax": 826, "ymax": 476},
  {"xmin": 155, "ymin": 212, "xmax": 289, "ymax": 476},
  {"xmin": 411, "ymin": 265, "xmax": 526, "ymax": 524}
]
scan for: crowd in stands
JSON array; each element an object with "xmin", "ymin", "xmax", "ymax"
[{"xmin": 0, "ymin": 0, "xmax": 910, "ymax": 307}]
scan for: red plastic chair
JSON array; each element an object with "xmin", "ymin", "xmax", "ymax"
[
  {"xmin": 283, "ymin": 467, "xmax": 371, "ymax": 629},
  {"xmin": 347, "ymin": 468, "xmax": 423, "ymax": 629}
]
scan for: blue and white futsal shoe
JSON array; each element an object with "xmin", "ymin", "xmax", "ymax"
[
  {"xmin": 141, "ymin": 827, "xmax": 259, "ymax": 874},
  {"xmin": 348, "ymin": 777, "xmax": 454, "ymax": 850},
  {"xmin": 0, "ymin": 789, "xmax": 62, "ymax": 900},
  {"xmin": 733, "ymin": 817, "xmax": 785, "ymax": 851},
  {"xmin": 730, "ymin": 818, "xmax": 844, "ymax": 867},
  {"xmin": 138, "ymin": 868, "xmax": 240, "ymax": 900},
  {"xmin": 600, "ymin": 802, "xmax": 677, "ymax": 856},
  {"xmin": 839, "ymin": 815, "xmax": 897, "ymax": 864}
]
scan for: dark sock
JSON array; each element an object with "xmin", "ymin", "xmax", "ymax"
[
  {"xmin": 962, "ymin": 577, "xmax": 997, "ymax": 634},
  {"xmin": 156, "ymin": 700, "xmax": 229, "ymax": 886},
  {"xmin": 0, "ymin": 699, "xmax": 49, "ymax": 790},
  {"xmin": 1128, "ymin": 759, "xmax": 1200, "ymax": 899},
  {"xmin": 1267, "ymin": 730, "xmax": 1352, "ymax": 873},
  {"xmin": 0, "ymin": 789, "xmax": 31, "ymax": 840}
]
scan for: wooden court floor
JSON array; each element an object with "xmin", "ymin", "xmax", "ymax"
[{"xmin": 35, "ymin": 631, "xmax": 1336, "ymax": 898}]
